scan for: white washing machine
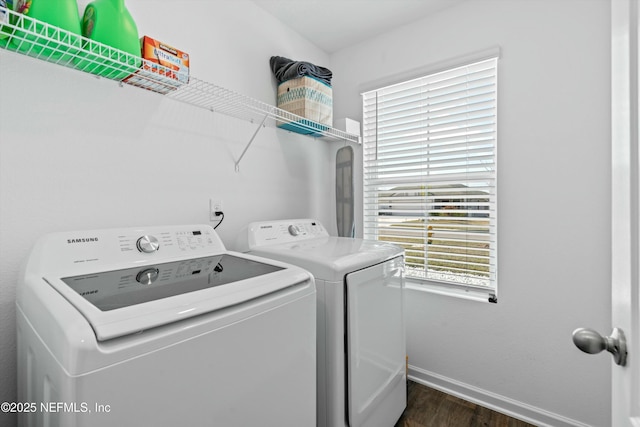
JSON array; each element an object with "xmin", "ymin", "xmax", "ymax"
[
  {"xmin": 247, "ymin": 219, "xmax": 406, "ymax": 427},
  {"xmin": 16, "ymin": 224, "xmax": 316, "ymax": 427}
]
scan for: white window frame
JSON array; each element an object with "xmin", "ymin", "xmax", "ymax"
[{"xmin": 361, "ymin": 51, "xmax": 499, "ymax": 302}]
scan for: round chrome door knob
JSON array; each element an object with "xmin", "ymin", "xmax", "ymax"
[
  {"xmin": 136, "ymin": 268, "xmax": 159, "ymax": 285},
  {"xmin": 572, "ymin": 327, "xmax": 627, "ymax": 366},
  {"xmin": 136, "ymin": 235, "xmax": 160, "ymax": 253}
]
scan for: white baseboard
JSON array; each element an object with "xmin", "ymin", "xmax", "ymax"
[{"xmin": 408, "ymin": 365, "xmax": 593, "ymax": 427}]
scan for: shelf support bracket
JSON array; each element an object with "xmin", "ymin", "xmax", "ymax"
[{"xmin": 235, "ymin": 113, "xmax": 269, "ymax": 172}]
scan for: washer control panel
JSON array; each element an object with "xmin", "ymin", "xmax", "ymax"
[
  {"xmin": 249, "ymin": 219, "xmax": 329, "ymax": 248},
  {"xmin": 40, "ymin": 225, "xmax": 225, "ymax": 273},
  {"xmin": 119, "ymin": 227, "xmax": 221, "ymax": 255}
]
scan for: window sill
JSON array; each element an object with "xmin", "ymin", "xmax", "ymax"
[{"xmin": 404, "ymin": 278, "xmax": 497, "ymax": 303}]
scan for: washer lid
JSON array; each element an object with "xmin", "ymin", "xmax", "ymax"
[
  {"xmin": 250, "ymin": 236, "xmax": 403, "ymax": 281},
  {"xmin": 46, "ymin": 252, "xmax": 311, "ymax": 341}
]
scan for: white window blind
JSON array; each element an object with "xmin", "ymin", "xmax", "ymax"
[{"xmin": 362, "ymin": 57, "xmax": 497, "ymax": 291}]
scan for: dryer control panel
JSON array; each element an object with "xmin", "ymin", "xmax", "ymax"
[{"xmin": 248, "ymin": 219, "xmax": 329, "ymax": 248}]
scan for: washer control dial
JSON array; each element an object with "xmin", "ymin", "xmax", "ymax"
[
  {"xmin": 136, "ymin": 235, "xmax": 160, "ymax": 253},
  {"xmin": 136, "ymin": 268, "xmax": 159, "ymax": 285},
  {"xmin": 288, "ymin": 225, "xmax": 301, "ymax": 236}
]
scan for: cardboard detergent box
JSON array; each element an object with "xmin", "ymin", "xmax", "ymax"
[
  {"xmin": 124, "ymin": 36, "xmax": 190, "ymax": 94},
  {"xmin": 276, "ymin": 76, "xmax": 333, "ymax": 134}
]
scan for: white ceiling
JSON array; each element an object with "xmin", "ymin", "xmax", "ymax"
[{"xmin": 252, "ymin": 0, "xmax": 466, "ymax": 54}]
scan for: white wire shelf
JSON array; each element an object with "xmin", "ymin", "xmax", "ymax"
[{"xmin": 0, "ymin": 6, "xmax": 360, "ymax": 159}]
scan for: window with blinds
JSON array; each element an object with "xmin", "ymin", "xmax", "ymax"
[{"xmin": 362, "ymin": 57, "xmax": 497, "ymax": 292}]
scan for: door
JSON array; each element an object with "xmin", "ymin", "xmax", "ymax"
[
  {"xmin": 612, "ymin": 0, "xmax": 639, "ymax": 425},
  {"xmin": 346, "ymin": 257, "xmax": 406, "ymax": 427},
  {"xmin": 576, "ymin": 2, "xmax": 639, "ymax": 424}
]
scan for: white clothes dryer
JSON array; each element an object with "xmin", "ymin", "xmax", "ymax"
[
  {"xmin": 247, "ymin": 219, "xmax": 406, "ymax": 427},
  {"xmin": 16, "ymin": 224, "xmax": 316, "ymax": 427}
]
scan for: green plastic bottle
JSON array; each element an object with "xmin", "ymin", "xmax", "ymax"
[
  {"xmin": 10, "ymin": 0, "xmax": 82, "ymax": 60},
  {"xmin": 77, "ymin": 0, "xmax": 141, "ymax": 80},
  {"xmin": 0, "ymin": 0, "xmax": 10, "ymax": 49}
]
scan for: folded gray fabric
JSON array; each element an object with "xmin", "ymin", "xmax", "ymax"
[{"xmin": 270, "ymin": 55, "xmax": 333, "ymax": 86}]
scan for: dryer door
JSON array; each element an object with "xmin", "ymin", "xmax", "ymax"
[{"xmin": 346, "ymin": 256, "xmax": 406, "ymax": 427}]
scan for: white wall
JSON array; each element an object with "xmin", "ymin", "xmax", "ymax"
[
  {"xmin": 0, "ymin": 1, "xmax": 336, "ymax": 425},
  {"xmin": 331, "ymin": 0, "xmax": 612, "ymax": 426}
]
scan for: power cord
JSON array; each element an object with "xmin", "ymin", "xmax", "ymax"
[{"xmin": 213, "ymin": 211, "xmax": 224, "ymax": 229}]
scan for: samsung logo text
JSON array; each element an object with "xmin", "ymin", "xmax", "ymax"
[{"xmin": 67, "ymin": 238, "xmax": 99, "ymax": 244}]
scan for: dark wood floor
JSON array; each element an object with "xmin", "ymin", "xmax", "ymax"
[{"xmin": 395, "ymin": 381, "xmax": 537, "ymax": 427}]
